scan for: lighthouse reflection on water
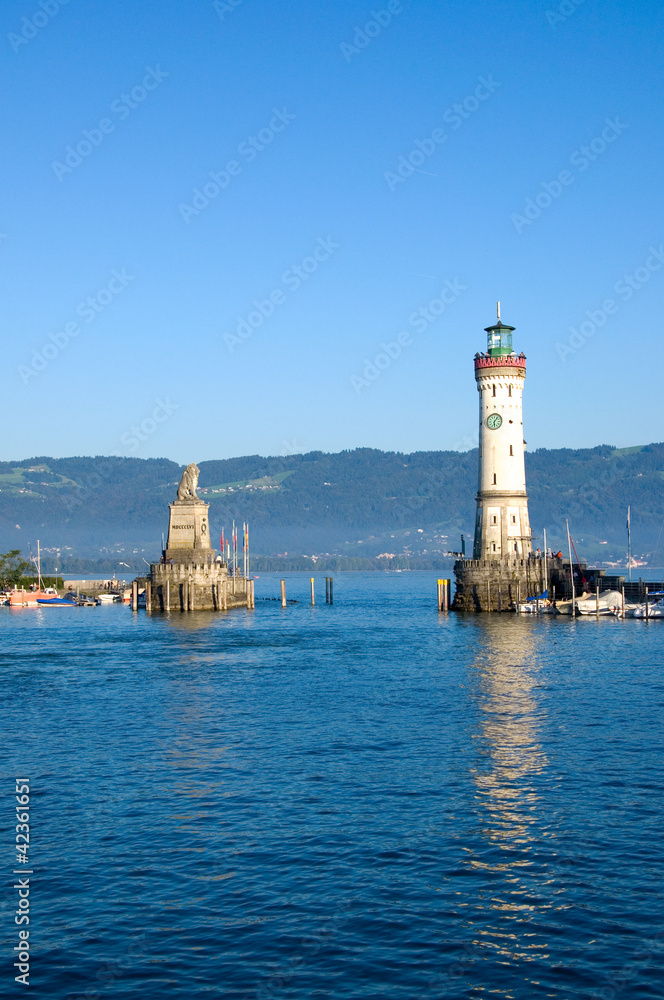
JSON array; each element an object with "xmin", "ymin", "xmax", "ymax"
[{"xmin": 465, "ymin": 615, "xmax": 557, "ymax": 971}]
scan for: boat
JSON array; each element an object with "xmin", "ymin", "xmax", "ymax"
[
  {"xmin": 9, "ymin": 586, "xmax": 59, "ymax": 607},
  {"xmin": 575, "ymin": 590, "xmax": 624, "ymax": 615},
  {"xmin": 632, "ymin": 595, "xmax": 664, "ymax": 618},
  {"xmin": 8, "ymin": 540, "xmax": 61, "ymax": 607},
  {"xmin": 37, "ymin": 592, "xmax": 78, "ymax": 607},
  {"xmin": 97, "ymin": 593, "xmax": 122, "ymax": 603},
  {"xmin": 554, "ymin": 591, "xmax": 593, "ymax": 615}
]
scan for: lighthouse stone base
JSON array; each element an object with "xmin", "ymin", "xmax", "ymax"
[{"xmin": 452, "ymin": 556, "xmax": 546, "ymax": 612}]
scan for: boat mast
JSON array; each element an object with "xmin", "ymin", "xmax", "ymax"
[
  {"xmin": 566, "ymin": 519, "xmax": 575, "ymax": 614},
  {"xmin": 37, "ymin": 539, "xmax": 43, "ymax": 591},
  {"xmin": 543, "ymin": 527, "xmax": 548, "ymax": 592},
  {"xmin": 627, "ymin": 506, "xmax": 632, "ymax": 583}
]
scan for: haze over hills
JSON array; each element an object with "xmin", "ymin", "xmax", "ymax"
[{"xmin": 1, "ymin": 443, "xmax": 662, "ymax": 571}]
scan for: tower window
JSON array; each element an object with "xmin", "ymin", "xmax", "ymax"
[
  {"xmin": 492, "ymin": 384, "xmax": 496, "ymax": 397},
  {"xmin": 493, "ymin": 474, "xmax": 497, "ymax": 484},
  {"xmin": 492, "ymin": 543, "xmax": 496, "ymax": 552},
  {"xmin": 508, "ymin": 386, "xmax": 512, "ymax": 397},
  {"xmin": 492, "ymin": 515, "xmax": 497, "ymax": 524},
  {"xmin": 514, "ymin": 543, "xmax": 518, "ymax": 551},
  {"xmin": 509, "ymin": 445, "xmax": 513, "ymax": 456},
  {"xmin": 512, "ymin": 515, "xmax": 516, "ymax": 523}
]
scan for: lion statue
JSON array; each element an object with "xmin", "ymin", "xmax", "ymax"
[{"xmin": 177, "ymin": 463, "xmax": 200, "ymax": 500}]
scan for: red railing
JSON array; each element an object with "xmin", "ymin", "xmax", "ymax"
[{"xmin": 474, "ymin": 353, "xmax": 526, "ymax": 371}]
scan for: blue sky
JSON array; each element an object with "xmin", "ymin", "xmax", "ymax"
[{"xmin": 2, "ymin": 0, "xmax": 663, "ymax": 463}]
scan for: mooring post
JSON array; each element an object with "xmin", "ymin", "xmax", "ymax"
[
  {"xmin": 311, "ymin": 577, "xmax": 315, "ymax": 606},
  {"xmin": 281, "ymin": 579, "xmax": 286, "ymax": 608},
  {"xmin": 131, "ymin": 580, "xmax": 138, "ymax": 612},
  {"xmin": 246, "ymin": 580, "xmax": 251, "ymax": 609},
  {"xmin": 437, "ymin": 579, "xmax": 443, "ymax": 611},
  {"xmin": 487, "ymin": 579, "xmax": 490, "ymax": 611},
  {"xmin": 645, "ymin": 586, "xmax": 649, "ymax": 620},
  {"xmin": 222, "ymin": 579, "xmax": 227, "ymax": 611},
  {"xmin": 517, "ymin": 580, "xmax": 521, "ymax": 609},
  {"xmin": 498, "ymin": 586, "xmax": 502, "ymax": 613},
  {"xmin": 165, "ymin": 579, "xmax": 170, "ymax": 612},
  {"xmin": 621, "ymin": 585, "xmax": 625, "ymax": 617},
  {"xmin": 329, "ymin": 577, "xmax": 333, "ymax": 605},
  {"xmin": 596, "ymin": 578, "xmax": 600, "ymax": 617},
  {"xmin": 145, "ymin": 579, "xmax": 152, "ymax": 614},
  {"xmin": 251, "ymin": 580, "xmax": 255, "ymax": 608},
  {"xmin": 325, "ymin": 577, "xmax": 330, "ymax": 603}
]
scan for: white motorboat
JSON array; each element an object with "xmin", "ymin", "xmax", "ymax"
[
  {"xmin": 633, "ymin": 598, "xmax": 664, "ymax": 618},
  {"xmin": 97, "ymin": 593, "xmax": 121, "ymax": 603},
  {"xmin": 575, "ymin": 590, "xmax": 624, "ymax": 615}
]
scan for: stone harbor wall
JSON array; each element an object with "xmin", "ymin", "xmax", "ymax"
[
  {"xmin": 150, "ymin": 560, "xmax": 251, "ymax": 611},
  {"xmin": 452, "ymin": 555, "xmax": 546, "ymax": 611}
]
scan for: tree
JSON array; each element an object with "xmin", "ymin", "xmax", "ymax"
[{"xmin": 0, "ymin": 550, "xmax": 33, "ymax": 588}]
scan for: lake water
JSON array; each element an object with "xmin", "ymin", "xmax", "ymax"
[{"xmin": 2, "ymin": 572, "xmax": 663, "ymax": 999}]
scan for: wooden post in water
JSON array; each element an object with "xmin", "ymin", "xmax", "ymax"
[
  {"xmin": 145, "ymin": 579, "xmax": 152, "ymax": 614},
  {"xmin": 183, "ymin": 580, "xmax": 189, "ymax": 612},
  {"xmin": 517, "ymin": 580, "xmax": 521, "ymax": 609},
  {"xmin": 621, "ymin": 585, "xmax": 625, "ymax": 617},
  {"xmin": 222, "ymin": 579, "xmax": 227, "ymax": 610},
  {"xmin": 281, "ymin": 579, "xmax": 286, "ymax": 608},
  {"xmin": 325, "ymin": 577, "xmax": 330, "ymax": 603},
  {"xmin": 246, "ymin": 580, "xmax": 251, "ymax": 609},
  {"xmin": 131, "ymin": 580, "xmax": 138, "ymax": 612},
  {"xmin": 329, "ymin": 577, "xmax": 333, "ymax": 605},
  {"xmin": 486, "ymin": 579, "xmax": 490, "ymax": 612},
  {"xmin": 310, "ymin": 577, "xmax": 315, "ymax": 606},
  {"xmin": 498, "ymin": 586, "xmax": 502, "ymax": 613},
  {"xmin": 596, "ymin": 578, "xmax": 600, "ymax": 618},
  {"xmin": 645, "ymin": 586, "xmax": 649, "ymax": 621},
  {"xmin": 251, "ymin": 580, "xmax": 255, "ymax": 608},
  {"xmin": 440, "ymin": 579, "xmax": 450, "ymax": 612},
  {"xmin": 165, "ymin": 579, "xmax": 170, "ymax": 612}
]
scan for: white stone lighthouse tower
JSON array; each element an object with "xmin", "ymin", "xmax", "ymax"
[
  {"xmin": 473, "ymin": 305, "xmax": 532, "ymax": 559},
  {"xmin": 453, "ymin": 306, "xmax": 543, "ymax": 611}
]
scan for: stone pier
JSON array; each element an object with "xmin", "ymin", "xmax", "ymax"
[
  {"xmin": 146, "ymin": 462, "xmax": 252, "ymax": 612},
  {"xmin": 452, "ymin": 555, "xmax": 546, "ymax": 612}
]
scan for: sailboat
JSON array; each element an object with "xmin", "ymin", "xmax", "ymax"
[{"xmin": 8, "ymin": 541, "xmax": 70, "ymax": 607}]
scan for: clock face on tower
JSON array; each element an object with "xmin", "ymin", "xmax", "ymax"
[{"xmin": 486, "ymin": 413, "xmax": 503, "ymax": 430}]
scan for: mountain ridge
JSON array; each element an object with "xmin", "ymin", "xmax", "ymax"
[{"xmin": 1, "ymin": 443, "xmax": 662, "ymax": 567}]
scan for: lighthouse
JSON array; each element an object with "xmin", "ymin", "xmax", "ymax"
[
  {"xmin": 473, "ymin": 304, "xmax": 532, "ymax": 560},
  {"xmin": 453, "ymin": 306, "xmax": 543, "ymax": 611}
]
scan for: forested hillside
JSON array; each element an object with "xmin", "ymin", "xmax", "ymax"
[{"xmin": 0, "ymin": 443, "xmax": 662, "ymax": 568}]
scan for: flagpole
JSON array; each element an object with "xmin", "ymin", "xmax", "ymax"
[
  {"xmin": 627, "ymin": 506, "xmax": 632, "ymax": 583},
  {"xmin": 566, "ymin": 518, "xmax": 575, "ymax": 615}
]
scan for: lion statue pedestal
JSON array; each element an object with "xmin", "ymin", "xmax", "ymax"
[{"xmin": 146, "ymin": 463, "xmax": 252, "ymax": 612}]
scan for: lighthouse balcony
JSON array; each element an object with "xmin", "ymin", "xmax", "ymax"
[{"xmin": 474, "ymin": 352, "xmax": 526, "ymax": 372}]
